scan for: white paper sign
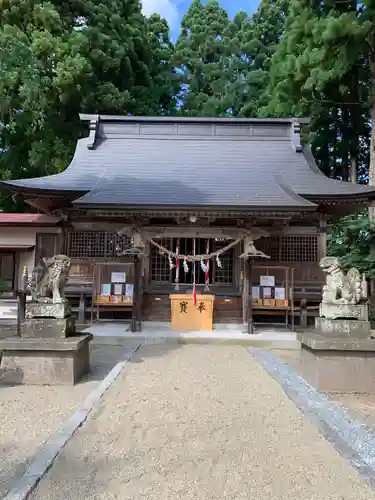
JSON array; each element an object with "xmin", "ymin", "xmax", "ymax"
[
  {"xmin": 114, "ymin": 283, "xmax": 123, "ymax": 295},
  {"xmin": 262, "ymin": 287, "xmax": 273, "ymax": 299},
  {"xmin": 260, "ymin": 275, "xmax": 275, "ymax": 287},
  {"xmin": 251, "ymin": 286, "xmax": 260, "ymax": 299},
  {"xmin": 275, "ymin": 287, "xmax": 285, "ymax": 299},
  {"xmin": 111, "ymin": 272, "xmax": 126, "ymax": 283},
  {"xmin": 125, "ymin": 284, "xmax": 134, "ymax": 297}
]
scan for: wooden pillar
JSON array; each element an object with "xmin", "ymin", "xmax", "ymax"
[
  {"xmin": 131, "ymin": 256, "xmax": 141, "ymax": 332},
  {"xmin": 248, "ymin": 258, "xmax": 254, "ymax": 334},
  {"xmin": 17, "ymin": 292, "xmax": 26, "ymax": 336},
  {"xmin": 242, "ymin": 257, "xmax": 254, "ymax": 334},
  {"xmin": 242, "ymin": 257, "xmax": 249, "ymax": 325},
  {"xmin": 300, "ymin": 299, "xmax": 308, "ymax": 329},
  {"xmin": 318, "ymin": 214, "xmax": 327, "ymax": 259},
  {"xmin": 131, "ymin": 257, "xmax": 136, "ymax": 333}
]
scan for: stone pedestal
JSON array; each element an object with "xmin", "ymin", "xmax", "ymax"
[
  {"xmin": 298, "ymin": 333, "xmax": 375, "ymax": 393},
  {"xmin": 21, "ymin": 316, "xmax": 76, "ymax": 338},
  {"xmin": 26, "ymin": 301, "xmax": 71, "ymax": 319},
  {"xmin": 0, "ymin": 335, "xmax": 92, "ymax": 385},
  {"xmin": 0, "ymin": 298, "xmax": 92, "ymax": 385},
  {"xmin": 315, "ymin": 317, "xmax": 371, "ymax": 339},
  {"xmin": 319, "ymin": 302, "xmax": 368, "ymax": 321}
]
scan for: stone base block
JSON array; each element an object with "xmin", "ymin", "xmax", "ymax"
[
  {"xmin": 315, "ymin": 317, "xmax": 371, "ymax": 339},
  {"xmin": 299, "ymin": 333, "xmax": 375, "ymax": 393},
  {"xmin": 0, "ymin": 335, "xmax": 92, "ymax": 385},
  {"xmin": 319, "ymin": 302, "xmax": 368, "ymax": 321},
  {"xmin": 26, "ymin": 301, "xmax": 71, "ymax": 319},
  {"xmin": 21, "ymin": 316, "xmax": 76, "ymax": 339}
]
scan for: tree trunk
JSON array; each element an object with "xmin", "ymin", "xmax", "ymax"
[
  {"xmin": 368, "ymin": 52, "xmax": 375, "ymax": 315},
  {"xmin": 350, "ymin": 156, "xmax": 357, "ymax": 184},
  {"xmin": 369, "ymin": 54, "xmax": 375, "ymax": 222}
]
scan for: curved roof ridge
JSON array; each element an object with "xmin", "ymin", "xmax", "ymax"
[
  {"xmin": 273, "ymin": 174, "xmax": 316, "ymax": 207},
  {"xmin": 2, "ymin": 122, "xmax": 375, "ymax": 206},
  {"xmin": 301, "ymin": 145, "xmax": 375, "ymax": 195},
  {"xmin": 0, "ymin": 136, "xmax": 94, "ymax": 192}
]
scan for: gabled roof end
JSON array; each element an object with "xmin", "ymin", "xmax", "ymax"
[
  {"xmin": 81, "ymin": 114, "xmax": 99, "ymax": 150},
  {"xmin": 290, "ymin": 119, "xmax": 303, "ymax": 153}
]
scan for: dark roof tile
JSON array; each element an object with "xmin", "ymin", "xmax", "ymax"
[{"xmin": 2, "ymin": 115, "xmax": 375, "ymax": 209}]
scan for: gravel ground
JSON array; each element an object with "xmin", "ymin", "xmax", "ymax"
[
  {"xmin": 28, "ymin": 344, "xmax": 375, "ymax": 500},
  {"xmin": 0, "ymin": 344, "xmax": 134, "ymax": 498},
  {"xmin": 275, "ymin": 348, "xmax": 375, "ymax": 430}
]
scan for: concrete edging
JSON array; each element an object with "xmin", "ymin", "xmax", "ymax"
[
  {"xmin": 3, "ymin": 344, "xmax": 140, "ymax": 500},
  {"xmin": 250, "ymin": 347, "xmax": 375, "ymax": 489}
]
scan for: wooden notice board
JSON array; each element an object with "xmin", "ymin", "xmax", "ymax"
[
  {"xmin": 251, "ymin": 265, "xmax": 294, "ymax": 330},
  {"xmin": 91, "ymin": 261, "xmax": 136, "ymax": 325}
]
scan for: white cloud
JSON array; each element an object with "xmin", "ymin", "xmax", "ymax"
[{"xmin": 141, "ymin": 0, "xmax": 180, "ymax": 28}]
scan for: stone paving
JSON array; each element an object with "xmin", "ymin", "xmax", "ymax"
[
  {"xmin": 27, "ymin": 345, "xmax": 375, "ymax": 500},
  {"xmin": 275, "ymin": 348, "xmax": 375, "ymax": 431},
  {"xmin": 0, "ymin": 345, "xmax": 134, "ymax": 498}
]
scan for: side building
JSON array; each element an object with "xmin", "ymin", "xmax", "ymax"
[{"xmin": 2, "ymin": 115, "xmax": 375, "ymax": 328}]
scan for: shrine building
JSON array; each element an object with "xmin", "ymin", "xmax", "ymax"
[{"xmin": 2, "ymin": 114, "xmax": 375, "ymax": 330}]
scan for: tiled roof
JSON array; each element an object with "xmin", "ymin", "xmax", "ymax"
[{"xmin": 2, "ymin": 115, "xmax": 375, "ymax": 209}]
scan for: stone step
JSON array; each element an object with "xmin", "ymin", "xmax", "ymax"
[{"xmin": 0, "ymin": 300, "xmax": 17, "ymax": 320}]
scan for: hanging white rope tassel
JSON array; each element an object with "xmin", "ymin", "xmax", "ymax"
[
  {"xmin": 200, "ymin": 260, "xmax": 209, "ymax": 273},
  {"xmin": 168, "ymin": 254, "xmax": 175, "ymax": 270},
  {"xmin": 216, "ymin": 253, "xmax": 222, "ymax": 269},
  {"xmin": 183, "ymin": 258, "xmax": 189, "ymax": 273}
]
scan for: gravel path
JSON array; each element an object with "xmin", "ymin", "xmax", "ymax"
[
  {"xmin": 28, "ymin": 344, "xmax": 375, "ymax": 500},
  {"xmin": 0, "ymin": 345, "xmax": 134, "ymax": 498}
]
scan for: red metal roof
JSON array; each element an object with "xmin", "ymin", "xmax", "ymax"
[{"xmin": 0, "ymin": 213, "xmax": 61, "ymax": 225}]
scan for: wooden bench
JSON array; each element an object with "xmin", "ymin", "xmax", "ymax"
[
  {"xmin": 292, "ymin": 283, "xmax": 322, "ymax": 328},
  {"xmin": 65, "ymin": 282, "xmax": 93, "ymax": 325},
  {"xmin": 251, "ymin": 283, "xmax": 323, "ymax": 329}
]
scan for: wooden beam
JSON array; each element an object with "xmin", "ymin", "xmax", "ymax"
[
  {"xmin": 72, "ymin": 221, "xmax": 129, "ymax": 232},
  {"xmin": 24, "ymin": 198, "xmax": 55, "ymax": 214},
  {"xmin": 141, "ymin": 225, "xmax": 269, "ymax": 240}
]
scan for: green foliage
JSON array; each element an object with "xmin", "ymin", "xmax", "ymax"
[
  {"xmin": 262, "ymin": 0, "xmax": 374, "ymax": 182},
  {"xmin": 0, "ymin": 0, "xmax": 177, "ymax": 211},
  {"xmin": 327, "ymin": 212, "xmax": 375, "ymax": 277},
  {"xmin": 172, "ymin": 0, "xmax": 233, "ymax": 116},
  {"xmin": 172, "ymin": 0, "xmax": 287, "ymax": 117},
  {"xmin": 230, "ymin": 0, "xmax": 288, "ymax": 117}
]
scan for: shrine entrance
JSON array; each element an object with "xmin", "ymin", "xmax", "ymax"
[
  {"xmin": 150, "ymin": 236, "xmax": 236, "ymax": 289},
  {"xmin": 170, "ymin": 238, "xmax": 213, "ymax": 286},
  {"xmin": 148, "ymin": 235, "xmax": 240, "ymax": 331}
]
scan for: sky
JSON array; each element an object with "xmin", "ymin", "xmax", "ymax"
[{"xmin": 141, "ymin": 0, "xmax": 260, "ymax": 38}]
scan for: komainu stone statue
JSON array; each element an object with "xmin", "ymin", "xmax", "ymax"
[
  {"xmin": 26, "ymin": 255, "xmax": 72, "ymax": 320},
  {"xmin": 32, "ymin": 254, "xmax": 71, "ymax": 304},
  {"xmin": 319, "ymin": 256, "xmax": 368, "ymax": 320}
]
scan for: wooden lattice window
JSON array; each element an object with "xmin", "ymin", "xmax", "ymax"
[
  {"xmin": 151, "ymin": 238, "xmax": 171, "ymax": 282},
  {"xmin": 281, "ymin": 236, "xmax": 318, "ymax": 263},
  {"xmin": 255, "ymin": 235, "xmax": 319, "ymax": 263},
  {"xmin": 67, "ymin": 231, "xmax": 131, "ymax": 259},
  {"xmin": 150, "ymin": 238, "xmax": 234, "ymax": 285},
  {"xmin": 213, "ymin": 239, "xmax": 234, "ymax": 284},
  {"xmin": 256, "ymin": 237, "xmax": 280, "ymax": 261},
  {"xmin": 35, "ymin": 233, "xmax": 58, "ymax": 264}
]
